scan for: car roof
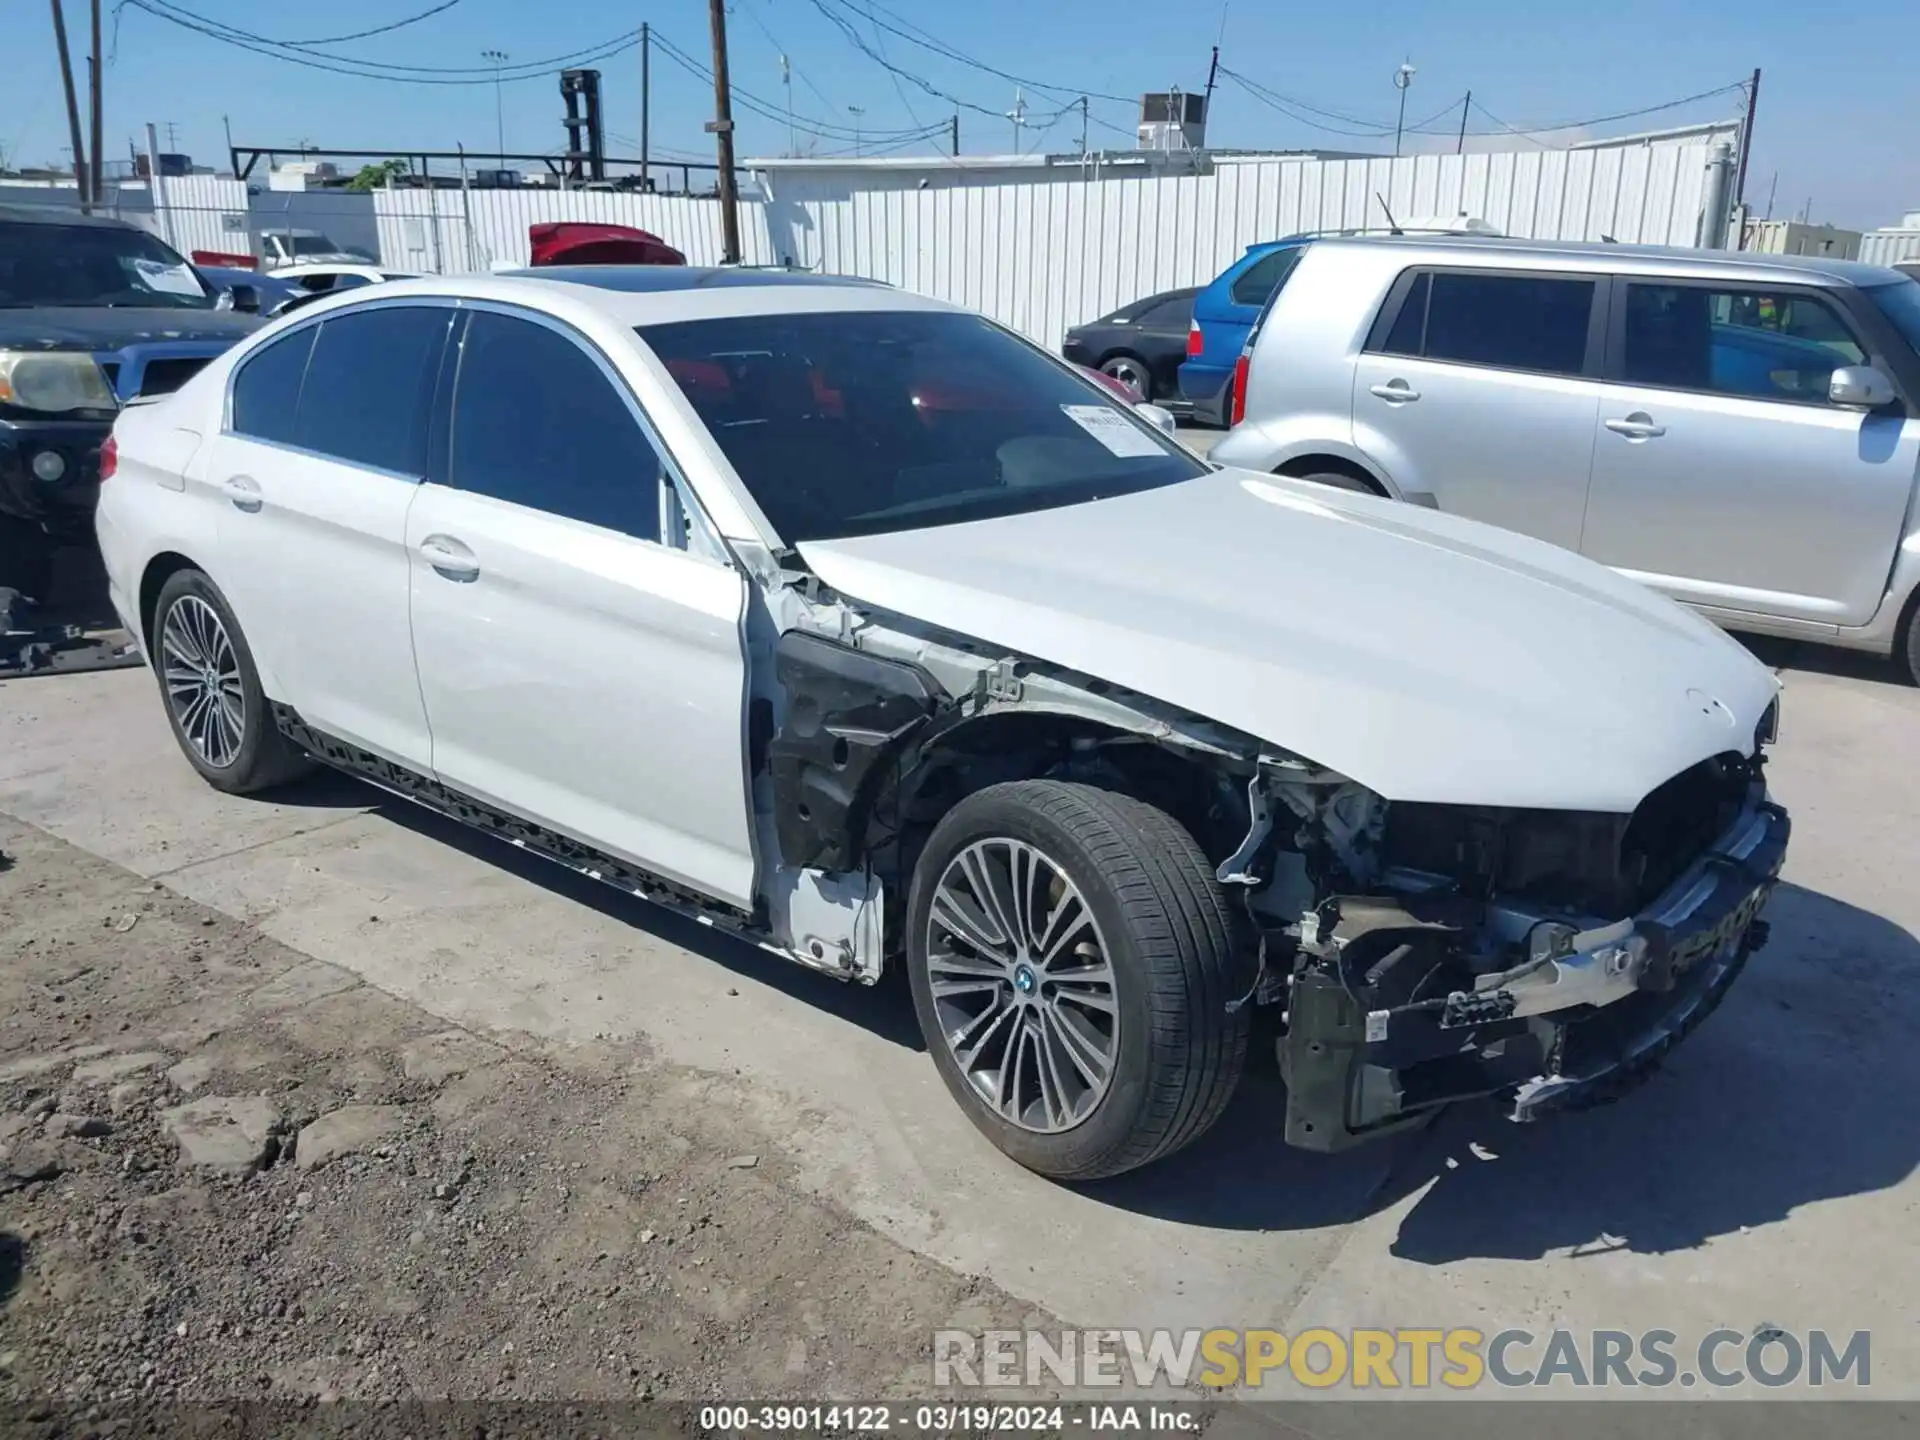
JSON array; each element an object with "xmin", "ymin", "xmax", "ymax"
[
  {"xmin": 1314, "ymin": 233, "xmax": 1905, "ymax": 287},
  {"xmin": 336, "ymin": 268, "xmax": 948, "ymax": 328},
  {"xmin": 502, "ymin": 265, "xmax": 893, "ymax": 294},
  {"xmin": 0, "ymin": 202, "xmax": 139, "ymax": 229}
]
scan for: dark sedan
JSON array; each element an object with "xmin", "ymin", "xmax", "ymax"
[{"xmin": 1060, "ymin": 287, "xmax": 1196, "ymax": 403}]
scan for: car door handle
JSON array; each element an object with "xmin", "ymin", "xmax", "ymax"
[
  {"xmin": 1604, "ymin": 414, "xmax": 1667, "ymax": 440},
  {"xmin": 223, "ymin": 475, "xmax": 262, "ymax": 513},
  {"xmin": 418, "ymin": 535, "xmax": 480, "ymax": 582},
  {"xmin": 1369, "ymin": 381, "xmax": 1420, "ymax": 403}
]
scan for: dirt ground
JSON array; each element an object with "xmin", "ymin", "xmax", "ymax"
[{"xmin": 0, "ymin": 813, "xmax": 1051, "ymax": 1412}]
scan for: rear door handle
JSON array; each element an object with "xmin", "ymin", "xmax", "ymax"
[
  {"xmin": 1369, "ymin": 380, "xmax": 1420, "ymax": 403},
  {"xmin": 1604, "ymin": 413, "xmax": 1667, "ymax": 440},
  {"xmin": 418, "ymin": 534, "xmax": 480, "ymax": 583},
  {"xmin": 223, "ymin": 475, "xmax": 262, "ymax": 513}
]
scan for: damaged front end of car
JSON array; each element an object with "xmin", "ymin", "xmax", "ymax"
[
  {"xmin": 1228, "ymin": 729, "xmax": 1788, "ymax": 1151},
  {"xmin": 752, "ymin": 558, "xmax": 1789, "ymax": 1155}
]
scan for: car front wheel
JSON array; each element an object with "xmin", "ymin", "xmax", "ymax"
[
  {"xmin": 905, "ymin": 780, "xmax": 1250, "ymax": 1180},
  {"xmin": 150, "ymin": 568, "xmax": 312, "ymax": 794}
]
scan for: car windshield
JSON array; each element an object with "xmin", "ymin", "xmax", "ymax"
[
  {"xmin": 640, "ymin": 309, "xmax": 1206, "ymax": 542},
  {"xmin": 0, "ymin": 219, "xmax": 213, "ymax": 309},
  {"xmin": 287, "ymin": 234, "xmax": 342, "ymax": 256},
  {"xmin": 1866, "ymin": 277, "xmax": 1920, "ymax": 354}
]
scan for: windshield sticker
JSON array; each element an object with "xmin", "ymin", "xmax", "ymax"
[
  {"xmin": 1060, "ymin": 404, "xmax": 1164, "ymax": 458},
  {"xmin": 130, "ymin": 258, "xmax": 204, "ymax": 296}
]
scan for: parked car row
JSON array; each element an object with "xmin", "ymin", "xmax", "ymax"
[
  {"xmin": 1208, "ymin": 236, "xmax": 1920, "ymax": 682},
  {"xmin": 1073, "ymin": 232, "xmax": 1920, "ymax": 681},
  {"xmin": 1, "ymin": 204, "xmax": 264, "ymax": 602},
  {"xmin": 98, "ymin": 260, "xmax": 1788, "ymax": 1181}
]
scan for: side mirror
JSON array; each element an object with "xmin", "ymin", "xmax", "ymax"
[
  {"xmin": 1829, "ymin": 365, "xmax": 1896, "ymax": 410},
  {"xmin": 1134, "ymin": 402, "xmax": 1178, "ymax": 436},
  {"xmin": 225, "ymin": 284, "xmax": 260, "ymax": 314}
]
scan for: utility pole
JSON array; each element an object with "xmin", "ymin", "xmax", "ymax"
[
  {"xmin": 482, "ymin": 49, "xmax": 508, "ymax": 160},
  {"xmin": 1202, "ymin": 45, "xmax": 1219, "ymax": 120},
  {"xmin": 1392, "ymin": 61, "xmax": 1416, "ymax": 160},
  {"xmin": 88, "ymin": 0, "xmax": 103, "ymax": 201},
  {"xmin": 639, "ymin": 23, "xmax": 651, "ymax": 191},
  {"xmin": 950, "ymin": 114, "xmax": 959, "ymax": 157},
  {"xmin": 1078, "ymin": 96, "xmax": 1089, "ymax": 156},
  {"xmin": 848, "ymin": 106, "xmax": 865, "ymax": 156},
  {"xmin": 1456, "ymin": 89, "xmax": 1470, "ymax": 154},
  {"xmin": 1006, "ymin": 88, "xmax": 1027, "ymax": 154},
  {"xmin": 1733, "ymin": 66, "xmax": 1761, "ymax": 209},
  {"xmin": 706, "ymin": 0, "xmax": 742, "ymax": 264},
  {"xmin": 780, "ymin": 54, "xmax": 794, "ymax": 157},
  {"xmin": 50, "ymin": 0, "xmax": 89, "ymax": 207}
]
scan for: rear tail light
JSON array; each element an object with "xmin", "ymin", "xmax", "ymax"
[
  {"xmin": 1229, "ymin": 351, "xmax": 1251, "ymax": 426},
  {"xmin": 98, "ymin": 435, "xmax": 117, "ymax": 481},
  {"xmin": 1186, "ymin": 320, "xmax": 1203, "ymax": 358}
]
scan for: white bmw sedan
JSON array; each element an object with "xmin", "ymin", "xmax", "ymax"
[{"xmin": 98, "ymin": 268, "xmax": 1789, "ymax": 1179}]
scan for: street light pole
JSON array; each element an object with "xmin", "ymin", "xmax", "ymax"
[
  {"xmin": 482, "ymin": 49, "xmax": 508, "ymax": 160},
  {"xmin": 1392, "ymin": 61, "xmax": 1416, "ymax": 159}
]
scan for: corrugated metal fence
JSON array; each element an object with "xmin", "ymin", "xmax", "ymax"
[
  {"xmin": 1861, "ymin": 230, "xmax": 1920, "ymax": 268},
  {"xmin": 14, "ymin": 124, "xmax": 1742, "ymax": 347},
  {"xmin": 364, "ymin": 125, "xmax": 1737, "ymax": 343}
]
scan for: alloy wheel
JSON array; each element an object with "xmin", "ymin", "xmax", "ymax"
[
  {"xmin": 924, "ymin": 838, "xmax": 1119, "ymax": 1133},
  {"xmin": 160, "ymin": 594, "xmax": 245, "ymax": 768}
]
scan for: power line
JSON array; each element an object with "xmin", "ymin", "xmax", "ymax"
[
  {"xmin": 648, "ymin": 31, "xmax": 939, "ymax": 143},
  {"xmin": 820, "ymin": 0, "xmax": 1135, "ymax": 107},
  {"xmin": 1466, "ymin": 83, "xmax": 1746, "ymax": 139},
  {"xmin": 1219, "ymin": 67, "xmax": 1462, "ymax": 138},
  {"xmin": 119, "ymin": 1, "xmax": 640, "ymax": 82},
  {"xmin": 241, "ymin": 0, "xmax": 465, "ymax": 49}
]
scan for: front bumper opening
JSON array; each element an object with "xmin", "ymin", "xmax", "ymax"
[{"xmin": 1279, "ymin": 799, "xmax": 1790, "ymax": 1152}]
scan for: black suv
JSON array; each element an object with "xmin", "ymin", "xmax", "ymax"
[{"xmin": 0, "ymin": 204, "xmax": 263, "ymax": 603}]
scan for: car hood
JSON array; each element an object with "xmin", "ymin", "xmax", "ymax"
[
  {"xmin": 797, "ymin": 469, "xmax": 1781, "ymax": 812},
  {"xmin": 0, "ymin": 308, "xmax": 263, "ymax": 351}
]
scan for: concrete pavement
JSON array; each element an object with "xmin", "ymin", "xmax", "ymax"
[{"xmin": 3, "ymin": 642, "xmax": 1916, "ymax": 1397}]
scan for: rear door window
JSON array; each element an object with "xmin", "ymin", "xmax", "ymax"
[
  {"xmin": 1229, "ymin": 247, "xmax": 1305, "ymax": 308},
  {"xmin": 1372, "ymin": 270, "xmax": 1595, "ymax": 377},
  {"xmin": 447, "ymin": 310, "xmax": 662, "ymax": 541},
  {"xmin": 230, "ymin": 326, "xmax": 317, "ymax": 445},
  {"xmin": 1620, "ymin": 283, "xmax": 1868, "ymax": 403},
  {"xmin": 291, "ymin": 306, "xmax": 450, "ymax": 473}
]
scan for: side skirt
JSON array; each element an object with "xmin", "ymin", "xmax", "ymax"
[{"xmin": 271, "ymin": 704, "xmax": 855, "ymax": 982}]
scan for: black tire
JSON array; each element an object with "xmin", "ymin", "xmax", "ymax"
[
  {"xmin": 905, "ymin": 780, "xmax": 1251, "ymax": 1180},
  {"xmin": 1899, "ymin": 596, "xmax": 1920, "ymax": 687},
  {"xmin": 1290, "ymin": 470, "xmax": 1380, "ymax": 496},
  {"xmin": 150, "ymin": 568, "xmax": 312, "ymax": 794}
]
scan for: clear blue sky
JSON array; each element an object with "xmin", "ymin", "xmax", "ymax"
[{"xmin": 10, "ymin": 0, "xmax": 1915, "ymax": 229}]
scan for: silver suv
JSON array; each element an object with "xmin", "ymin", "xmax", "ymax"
[{"xmin": 1210, "ymin": 236, "xmax": 1920, "ymax": 681}]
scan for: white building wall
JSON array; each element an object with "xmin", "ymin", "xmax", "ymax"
[{"xmin": 1861, "ymin": 230, "xmax": 1920, "ymax": 268}]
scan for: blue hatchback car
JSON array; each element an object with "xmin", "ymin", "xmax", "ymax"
[{"xmin": 1178, "ymin": 238, "xmax": 1313, "ymax": 425}]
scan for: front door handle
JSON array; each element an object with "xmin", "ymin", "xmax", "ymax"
[
  {"xmin": 1604, "ymin": 413, "xmax": 1667, "ymax": 440},
  {"xmin": 223, "ymin": 475, "xmax": 262, "ymax": 513},
  {"xmin": 418, "ymin": 534, "xmax": 480, "ymax": 583},
  {"xmin": 1369, "ymin": 380, "xmax": 1420, "ymax": 403}
]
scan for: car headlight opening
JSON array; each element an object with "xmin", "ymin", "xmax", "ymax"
[{"xmin": 0, "ymin": 350, "xmax": 118, "ymax": 413}]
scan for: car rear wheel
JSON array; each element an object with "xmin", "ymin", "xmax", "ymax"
[
  {"xmin": 1899, "ymin": 595, "xmax": 1920, "ymax": 686},
  {"xmin": 150, "ymin": 568, "xmax": 312, "ymax": 794},
  {"xmin": 1099, "ymin": 354, "xmax": 1152, "ymax": 402},
  {"xmin": 905, "ymin": 780, "xmax": 1250, "ymax": 1180}
]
